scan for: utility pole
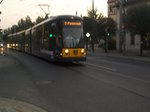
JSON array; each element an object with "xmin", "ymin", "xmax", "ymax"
[
  {"xmin": 117, "ymin": 0, "xmax": 127, "ymax": 53},
  {"xmin": 91, "ymin": 0, "xmax": 95, "ymax": 52},
  {"xmin": 117, "ymin": 0, "xmax": 123, "ymax": 53},
  {"xmin": 0, "ymin": 0, "xmax": 3, "ymax": 37},
  {"xmin": 0, "ymin": 0, "xmax": 4, "ymax": 4}
]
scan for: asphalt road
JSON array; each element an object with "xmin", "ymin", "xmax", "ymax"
[{"xmin": 0, "ymin": 50, "xmax": 150, "ymax": 112}]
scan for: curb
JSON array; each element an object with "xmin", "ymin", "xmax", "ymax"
[{"xmin": 0, "ymin": 97, "xmax": 47, "ymax": 112}]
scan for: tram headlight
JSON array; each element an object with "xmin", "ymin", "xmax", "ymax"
[
  {"xmin": 65, "ymin": 49, "xmax": 69, "ymax": 54},
  {"xmin": 81, "ymin": 48, "xmax": 86, "ymax": 55},
  {"xmin": 81, "ymin": 49, "xmax": 85, "ymax": 53}
]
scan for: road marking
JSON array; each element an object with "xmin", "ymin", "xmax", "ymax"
[
  {"xmin": 114, "ymin": 72, "xmax": 150, "ymax": 84},
  {"xmin": 85, "ymin": 62, "xmax": 117, "ymax": 72},
  {"xmin": 88, "ymin": 57, "xmax": 127, "ymax": 66},
  {"xmin": 86, "ymin": 62, "xmax": 150, "ymax": 85}
]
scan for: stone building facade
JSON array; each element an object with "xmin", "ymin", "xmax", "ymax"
[{"xmin": 107, "ymin": 0, "xmax": 150, "ymax": 55}]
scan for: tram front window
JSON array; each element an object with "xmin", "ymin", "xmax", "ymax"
[{"xmin": 63, "ymin": 27, "xmax": 84, "ymax": 48}]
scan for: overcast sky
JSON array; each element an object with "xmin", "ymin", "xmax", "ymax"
[{"xmin": 0, "ymin": 0, "xmax": 108, "ymax": 29}]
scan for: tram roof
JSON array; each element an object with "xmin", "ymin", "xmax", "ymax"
[
  {"xmin": 32, "ymin": 15, "xmax": 82, "ymax": 29},
  {"xmin": 49, "ymin": 15, "xmax": 82, "ymax": 21}
]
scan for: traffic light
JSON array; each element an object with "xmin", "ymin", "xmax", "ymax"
[
  {"xmin": 107, "ymin": 32, "xmax": 110, "ymax": 37},
  {"xmin": 49, "ymin": 33, "xmax": 57, "ymax": 38},
  {"xmin": 106, "ymin": 28, "xmax": 111, "ymax": 38},
  {"xmin": 49, "ymin": 34, "xmax": 53, "ymax": 38}
]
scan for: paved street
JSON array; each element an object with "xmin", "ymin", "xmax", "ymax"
[
  {"xmin": 0, "ymin": 49, "xmax": 150, "ymax": 112},
  {"xmin": 1, "ymin": 0, "xmax": 150, "ymax": 112}
]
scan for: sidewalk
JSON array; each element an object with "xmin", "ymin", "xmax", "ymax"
[{"xmin": 87, "ymin": 48, "xmax": 150, "ymax": 62}]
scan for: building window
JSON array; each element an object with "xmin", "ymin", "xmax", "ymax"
[{"xmin": 109, "ymin": 5, "xmax": 116, "ymax": 15}]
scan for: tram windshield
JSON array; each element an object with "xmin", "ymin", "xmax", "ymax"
[{"xmin": 63, "ymin": 23, "xmax": 84, "ymax": 48}]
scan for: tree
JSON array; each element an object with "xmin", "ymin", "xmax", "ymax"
[
  {"xmin": 126, "ymin": 3, "xmax": 150, "ymax": 56},
  {"xmin": 17, "ymin": 18, "xmax": 25, "ymax": 31},
  {"xmin": 84, "ymin": 8, "xmax": 116, "ymax": 51},
  {"xmin": 86, "ymin": 8, "xmax": 106, "ymax": 51},
  {"xmin": 4, "ymin": 15, "xmax": 41, "ymax": 38},
  {"xmin": 97, "ymin": 17, "xmax": 116, "ymax": 51},
  {"xmin": 87, "ymin": 8, "xmax": 100, "ymax": 20},
  {"xmin": 36, "ymin": 16, "xmax": 44, "ymax": 24},
  {"xmin": 83, "ymin": 17, "xmax": 93, "ymax": 50},
  {"xmin": 17, "ymin": 16, "xmax": 33, "ymax": 31},
  {"xmin": 25, "ymin": 16, "xmax": 33, "ymax": 28},
  {"xmin": 87, "ymin": 8, "xmax": 100, "ymax": 52}
]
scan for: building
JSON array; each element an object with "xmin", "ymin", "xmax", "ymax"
[
  {"xmin": 107, "ymin": 0, "xmax": 117, "ymax": 21},
  {"xmin": 107, "ymin": 0, "xmax": 150, "ymax": 55}
]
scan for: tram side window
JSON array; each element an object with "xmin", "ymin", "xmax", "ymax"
[
  {"xmin": 51, "ymin": 22, "xmax": 63, "ymax": 49},
  {"xmin": 54, "ymin": 28, "xmax": 62, "ymax": 48},
  {"xmin": 49, "ymin": 23, "xmax": 57, "ymax": 50},
  {"xmin": 41, "ymin": 24, "xmax": 49, "ymax": 50},
  {"xmin": 56, "ymin": 35, "xmax": 62, "ymax": 48},
  {"xmin": 43, "ymin": 30, "xmax": 49, "ymax": 50}
]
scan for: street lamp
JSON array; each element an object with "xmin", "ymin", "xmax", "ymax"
[
  {"xmin": 92, "ymin": 0, "xmax": 94, "ymax": 12},
  {"xmin": 91, "ymin": 0, "xmax": 95, "ymax": 52}
]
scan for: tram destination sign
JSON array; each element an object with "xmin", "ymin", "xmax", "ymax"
[{"xmin": 64, "ymin": 21, "xmax": 81, "ymax": 26}]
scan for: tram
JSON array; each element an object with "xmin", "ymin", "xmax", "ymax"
[
  {"xmin": 7, "ymin": 15, "xmax": 86, "ymax": 62},
  {"xmin": 7, "ymin": 30, "xmax": 25, "ymax": 51}
]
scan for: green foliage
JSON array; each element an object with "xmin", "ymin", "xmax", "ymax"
[
  {"xmin": 25, "ymin": 16, "xmax": 33, "ymax": 28},
  {"xmin": 17, "ymin": 16, "xmax": 33, "ymax": 31},
  {"xmin": 4, "ymin": 15, "xmax": 45, "ymax": 35},
  {"xmin": 108, "ymin": 39, "xmax": 116, "ymax": 50},
  {"xmin": 87, "ymin": 8, "xmax": 101, "ymax": 20},
  {"xmin": 126, "ymin": 3, "xmax": 150, "ymax": 54},
  {"xmin": 83, "ymin": 17, "xmax": 93, "ymax": 35},
  {"xmin": 84, "ymin": 8, "xmax": 116, "ymax": 44},
  {"xmin": 36, "ymin": 16, "xmax": 44, "ymax": 24},
  {"xmin": 126, "ymin": 3, "xmax": 150, "ymax": 35}
]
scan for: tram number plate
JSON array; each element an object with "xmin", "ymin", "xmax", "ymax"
[{"xmin": 73, "ymin": 50, "xmax": 78, "ymax": 55}]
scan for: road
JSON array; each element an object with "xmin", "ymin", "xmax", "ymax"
[{"xmin": 0, "ymin": 50, "xmax": 150, "ymax": 112}]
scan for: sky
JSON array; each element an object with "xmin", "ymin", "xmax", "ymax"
[{"xmin": 0, "ymin": 0, "xmax": 108, "ymax": 29}]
